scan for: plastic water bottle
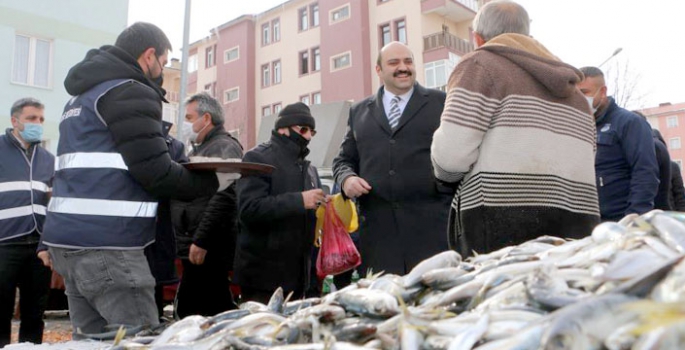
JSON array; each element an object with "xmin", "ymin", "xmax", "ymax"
[
  {"xmin": 351, "ymin": 269, "xmax": 360, "ymax": 284},
  {"xmin": 322, "ymin": 275, "xmax": 336, "ymax": 295}
]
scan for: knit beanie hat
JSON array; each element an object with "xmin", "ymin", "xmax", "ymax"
[{"xmin": 275, "ymin": 102, "xmax": 316, "ymax": 130}]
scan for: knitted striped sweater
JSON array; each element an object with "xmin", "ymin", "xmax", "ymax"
[{"xmin": 431, "ymin": 34, "xmax": 599, "ymax": 254}]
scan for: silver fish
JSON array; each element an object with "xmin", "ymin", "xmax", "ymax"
[{"xmin": 403, "ymin": 251, "xmax": 461, "ymax": 288}]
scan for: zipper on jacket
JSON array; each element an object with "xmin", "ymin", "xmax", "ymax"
[{"xmin": 599, "ymin": 177, "xmax": 604, "ymax": 187}]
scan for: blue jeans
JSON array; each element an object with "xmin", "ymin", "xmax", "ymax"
[{"xmin": 49, "ymin": 247, "xmax": 158, "ymax": 334}]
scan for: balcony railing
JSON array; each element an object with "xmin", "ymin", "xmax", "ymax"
[
  {"xmin": 423, "ymin": 31, "xmax": 473, "ymax": 55},
  {"xmin": 454, "ymin": 0, "xmax": 478, "ymax": 13}
]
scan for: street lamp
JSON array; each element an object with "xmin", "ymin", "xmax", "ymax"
[{"xmin": 598, "ymin": 47, "xmax": 623, "ymax": 68}]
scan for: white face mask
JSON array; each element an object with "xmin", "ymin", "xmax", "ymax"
[
  {"xmin": 585, "ymin": 96, "xmax": 598, "ymax": 114},
  {"xmin": 181, "ymin": 121, "xmax": 199, "ymax": 144}
]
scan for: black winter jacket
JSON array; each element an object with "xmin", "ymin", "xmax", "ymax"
[
  {"xmin": 654, "ymin": 137, "xmax": 672, "ymax": 210},
  {"xmin": 171, "ymin": 126, "xmax": 243, "ymax": 261},
  {"xmin": 63, "ymin": 45, "xmax": 218, "ymax": 200},
  {"xmin": 670, "ymin": 161, "xmax": 685, "ymax": 211},
  {"xmin": 234, "ymin": 132, "xmax": 318, "ymax": 294}
]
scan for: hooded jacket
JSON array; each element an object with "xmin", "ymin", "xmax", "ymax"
[
  {"xmin": 431, "ymin": 34, "xmax": 600, "ymax": 255},
  {"xmin": 62, "ymin": 45, "xmax": 218, "ymax": 201}
]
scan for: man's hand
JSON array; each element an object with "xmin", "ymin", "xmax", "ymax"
[
  {"xmin": 342, "ymin": 176, "xmax": 372, "ymax": 199},
  {"xmin": 189, "ymin": 244, "xmax": 207, "ymax": 265},
  {"xmin": 216, "ymin": 173, "xmax": 241, "ymax": 192},
  {"xmin": 37, "ymin": 251, "xmax": 52, "ymax": 270},
  {"xmin": 302, "ymin": 189, "xmax": 326, "ymax": 210}
]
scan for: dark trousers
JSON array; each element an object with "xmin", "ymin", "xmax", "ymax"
[
  {"xmin": 0, "ymin": 244, "xmax": 51, "ymax": 347},
  {"xmin": 175, "ymin": 257, "xmax": 237, "ymax": 318}
]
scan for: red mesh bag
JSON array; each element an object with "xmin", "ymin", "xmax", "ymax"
[{"xmin": 316, "ymin": 203, "xmax": 361, "ymax": 279}]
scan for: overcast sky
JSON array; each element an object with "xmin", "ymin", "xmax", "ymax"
[{"xmin": 128, "ymin": 0, "xmax": 685, "ymax": 109}]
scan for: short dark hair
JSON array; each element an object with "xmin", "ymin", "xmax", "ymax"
[
  {"xmin": 115, "ymin": 22, "xmax": 172, "ymax": 60},
  {"xmin": 11, "ymin": 98, "xmax": 44, "ymax": 118},
  {"xmin": 579, "ymin": 66, "xmax": 605, "ymax": 79},
  {"xmin": 186, "ymin": 92, "xmax": 225, "ymax": 125}
]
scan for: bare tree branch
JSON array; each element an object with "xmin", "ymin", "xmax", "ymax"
[{"xmin": 605, "ymin": 59, "xmax": 648, "ymax": 110}]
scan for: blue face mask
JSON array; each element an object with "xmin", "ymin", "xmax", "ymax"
[{"xmin": 19, "ymin": 123, "xmax": 43, "ymax": 143}]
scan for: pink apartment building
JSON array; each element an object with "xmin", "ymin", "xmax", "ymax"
[
  {"xmin": 641, "ymin": 102, "xmax": 685, "ymax": 178},
  {"xmin": 184, "ymin": 0, "xmax": 482, "ymax": 149}
]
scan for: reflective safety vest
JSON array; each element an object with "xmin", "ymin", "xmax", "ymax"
[
  {"xmin": 42, "ymin": 79, "xmax": 158, "ymax": 249},
  {"xmin": 0, "ymin": 132, "xmax": 54, "ymax": 241}
]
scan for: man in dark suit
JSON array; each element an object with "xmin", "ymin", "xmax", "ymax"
[{"xmin": 333, "ymin": 41, "xmax": 452, "ymax": 275}]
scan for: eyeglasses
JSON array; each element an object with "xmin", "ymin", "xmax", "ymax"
[{"xmin": 292, "ymin": 125, "xmax": 317, "ymax": 136}]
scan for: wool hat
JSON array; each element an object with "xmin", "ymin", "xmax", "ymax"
[{"xmin": 275, "ymin": 102, "xmax": 316, "ymax": 130}]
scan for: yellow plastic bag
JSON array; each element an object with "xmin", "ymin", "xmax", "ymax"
[{"xmin": 314, "ymin": 193, "xmax": 358, "ymax": 247}]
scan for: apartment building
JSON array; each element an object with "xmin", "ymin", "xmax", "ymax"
[
  {"xmin": 186, "ymin": 0, "xmax": 481, "ymax": 148},
  {"xmin": 0, "ymin": 0, "xmax": 128, "ymax": 152},
  {"xmin": 641, "ymin": 102, "xmax": 685, "ymax": 176}
]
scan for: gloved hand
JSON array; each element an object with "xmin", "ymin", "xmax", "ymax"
[{"xmin": 216, "ymin": 172, "xmax": 241, "ymax": 192}]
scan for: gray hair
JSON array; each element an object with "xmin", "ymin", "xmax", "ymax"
[
  {"xmin": 186, "ymin": 92, "xmax": 224, "ymax": 125},
  {"xmin": 473, "ymin": 0, "xmax": 530, "ymax": 42},
  {"xmin": 11, "ymin": 97, "xmax": 44, "ymax": 118}
]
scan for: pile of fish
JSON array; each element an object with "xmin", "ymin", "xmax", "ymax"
[{"xmin": 114, "ymin": 210, "xmax": 685, "ymax": 349}]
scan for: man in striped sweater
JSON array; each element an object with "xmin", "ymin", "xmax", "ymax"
[{"xmin": 431, "ymin": 0, "xmax": 600, "ymax": 256}]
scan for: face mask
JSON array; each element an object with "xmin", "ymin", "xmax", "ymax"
[
  {"xmin": 19, "ymin": 123, "xmax": 43, "ymax": 143},
  {"xmin": 146, "ymin": 55, "xmax": 164, "ymax": 87},
  {"xmin": 585, "ymin": 96, "xmax": 598, "ymax": 114},
  {"xmin": 182, "ymin": 119, "xmax": 211, "ymax": 144},
  {"xmin": 287, "ymin": 128, "xmax": 310, "ymax": 148},
  {"xmin": 181, "ymin": 121, "xmax": 198, "ymax": 144},
  {"xmin": 151, "ymin": 73, "xmax": 164, "ymax": 87}
]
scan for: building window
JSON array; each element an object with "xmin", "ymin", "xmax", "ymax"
[
  {"xmin": 224, "ymin": 47, "xmax": 239, "ymax": 63},
  {"xmin": 188, "ymin": 54, "xmax": 198, "ymax": 72},
  {"xmin": 12, "ymin": 34, "xmax": 52, "ymax": 88},
  {"xmin": 299, "ymin": 7, "xmax": 309, "ymax": 31},
  {"xmin": 262, "ymin": 23, "xmax": 271, "ymax": 45},
  {"xmin": 667, "ymin": 115, "xmax": 678, "ymax": 128},
  {"xmin": 272, "ymin": 18, "xmax": 281, "ymax": 42},
  {"xmin": 311, "ymin": 3, "xmax": 320, "ymax": 27},
  {"xmin": 675, "ymin": 159, "xmax": 683, "ymax": 170},
  {"xmin": 424, "ymin": 60, "xmax": 448, "ymax": 90},
  {"xmin": 670, "ymin": 137, "xmax": 682, "ymax": 150},
  {"xmin": 300, "ymin": 51, "xmax": 309, "ymax": 75},
  {"xmin": 273, "ymin": 103, "xmax": 282, "ymax": 115},
  {"xmin": 262, "ymin": 106, "xmax": 271, "ymax": 117},
  {"xmin": 273, "ymin": 60, "xmax": 281, "ymax": 84},
  {"xmin": 162, "ymin": 103, "xmax": 178, "ymax": 124},
  {"xmin": 380, "ymin": 24, "xmax": 391, "ymax": 47},
  {"xmin": 312, "ymin": 92, "xmax": 321, "ymax": 105},
  {"xmin": 330, "ymin": 4, "xmax": 350, "ymax": 24},
  {"xmin": 262, "ymin": 64, "xmax": 271, "ymax": 88},
  {"xmin": 224, "ymin": 88, "xmax": 239, "ymax": 103},
  {"xmin": 204, "ymin": 82, "xmax": 216, "ymax": 97},
  {"xmin": 396, "ymin": 19, "xmax": 407, "ymax": 44},
  {"xmin": 205, "ymin": 45, "xmax": 216, "ymax": 68},
  {"xmin": 312, "ymin": 47, "xmax": 321, "ymax": 72},
  {"xmin": 331, "ymin": 52, "xmax": 351, "ymax": 71},
  {"xmin": 300, "ymin": 95, "xmax": 310, "ymax": 105}
]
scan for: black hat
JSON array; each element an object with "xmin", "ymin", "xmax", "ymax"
[{"xmin": 275, "ymin": 102, "xmax": 316, "ymax": 130}]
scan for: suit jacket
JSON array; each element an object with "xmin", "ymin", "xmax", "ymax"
[{"xmin": 333, "ymin": 83, "xmax": 452, "ymax": 275}]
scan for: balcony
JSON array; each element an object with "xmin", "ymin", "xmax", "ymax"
[
  {"xmin": 424, "ymin": 31, "xmax": 473, "ymax": 56},
  {"xmin": 422, "ymin": 0, "xmax": 478, "ymax": 23}
]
